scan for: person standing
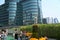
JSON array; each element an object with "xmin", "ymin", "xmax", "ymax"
[
  {"xmin": 15, "ymin": 32, "xmax": 18, "ymax": 40},
  {"xmin": 0, "ymin": 31, "xmax": 2, "ymax": 40},
  {"xmin": 14, "ymin": 29, "xmax": 18, "ymax": 40},
  {"xmin": 18, "ymin": 33, "xmax": 21, "ymax": 40},
  {"xmin": 1, "ymin": 29, "xmax": 7, "ymax": 40},
  {"xmin": 4, "ymin": 30, "xmax": 7, "ymax": 40},
  {"xmin": 19, "ymin": 31, "xmax": 23, "ymax": 40},
  {"xmin": 22, "ymin": 31, "xmax": 29, "ymax": 40}
]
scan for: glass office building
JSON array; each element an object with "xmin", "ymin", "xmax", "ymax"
[
  {"xmin": 0, "ymin": 0, "xmax": 43, "ymax": 26},
  {"xmin": 6, "ymin": 0, "xmax": 23, "ymax": 26},
  {"xmin": 0, "ymin": 0, "xmax": 23, "ymax": 26},
  {"xmin": 15, "ymin": 1, "xmax": 23, "ymax": 25},
  {"xmin": 22, "ymin": 0, "xmax": 43, "ymax": 25},
  {"xmin": 0, "ymin": 4, "xmax": 9, "ymax": 26}
]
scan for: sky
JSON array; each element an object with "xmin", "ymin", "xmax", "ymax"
[
  {"xmin": 0, "ymin": 0, "xmax": 60, "ymax": 22},
  {"xmin": 42, "ymin": 0, "xmax": 60, "ymax": 22}
]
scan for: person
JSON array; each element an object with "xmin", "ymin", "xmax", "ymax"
[
  {"xmin": 14, "ymin": 29, "xmax": 18, "ymax": 40},
  {"xmin": 20, "ymin": 31, "xmax": 23, "ymax": 40},
  {"xmin": 0, "ymin": 31, "xmax": 2, "ymax": 40},
  {"xmin": 4, "ymin": 30, "xmax": 7, "ymax": 40},
  {"xmin": 1, "ymin": 29, "xmax": 7, "ymax": 40},
  {"xmin": 22, "ymin": 31, "xmax": 29, "ymax": 40},
  {"xmin": 18, "ymin": 33, "xmax": 21, "ymax": 40},
  {"xmin": 14, "ymin": 32, "xmax": 18, "ymax": 40},
  {"xmin": 5, "ymin": 29, "xmax": 8, "ymax": 35}
]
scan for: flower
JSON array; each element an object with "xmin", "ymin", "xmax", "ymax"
[
  {"xmin": 30, "ymin": 38, "xmax": 38, "ymax": 40},
  {"xmin": 39, "ymin": 37, "xmax": 47, "ymax": 40},
  {"xmin": 26, "ymin": 32, "xmax": 32, "ymax": 37}
]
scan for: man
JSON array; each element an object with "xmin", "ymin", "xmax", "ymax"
[{"xmin": 14, "ymin": 29, "xmax": 18, "ymax": 40}]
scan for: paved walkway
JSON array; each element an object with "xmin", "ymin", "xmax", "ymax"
[
  {"xmin": 7, "ymin": 36, "xmax": 57, "ymax": 40},
  {"xmin": 48, "ymin": 38, "xmax": 56, "ymax": 40},
  {"xmin": 7, "ymin": 35, "xmax": 14, "ymax": 40}
]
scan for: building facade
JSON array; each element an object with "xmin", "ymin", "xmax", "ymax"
[
  {"xmin": 0, "ymin": 0, "xmax": 43, "ymax": 26},
  {"xmin": 0, "ymin": 0, "xmax": 23, "ymax": 26},
  {"xmin": 43, "ymin": 18, "xmax": 47, "ymax": 24},
  {"xmin": 54, "ymin": 18, "xmax": 59, "ymax": 23},
  {"xmin": 15, "ymin": 1, "xmax": 23, "ymax": 25},
  {"xmin": 0, "ymin": 4, "xmax": 9, "ymax": 26},
  {"xmin": 22, "ymin": 0, "xmax": 43, "ymax": 25},
  {"xmin": 43, "ymin": 17, "xmax": 59, "ymax": 24}
]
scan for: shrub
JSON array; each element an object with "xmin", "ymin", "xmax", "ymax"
[
  {"xmin": 31, "ymin": 24, "xmax": 39, "ymax": 38},
  {"xmin": 18, "ymin": 24, "xmax": 60, "ymax": 39}
]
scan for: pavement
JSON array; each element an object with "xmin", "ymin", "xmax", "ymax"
[
  {"xmin": 7, "ymin": 35, "xmax": 14, "ymax": 40},
  {"xmin": 7, "ymin": 36, "xmax": 57, "ymax": 40},
  {"xmin": 48, "ymin": 38, "xmax": 56, "ymax": 40}
]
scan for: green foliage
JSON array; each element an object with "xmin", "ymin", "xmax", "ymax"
[
  {"xmin": 31, "ymin": 24, "xmax": 39, "ymax": 38},
  {"xmin": 38, "ymin": 24, "xmax": 60, "ymax": 39},
  {"xmin": 12, "ymin": 24, "xmax": 60, "ymax": 39},
  {"xmin": 20, "ymin": 25, "xmax": 32, "ymax": 32}
]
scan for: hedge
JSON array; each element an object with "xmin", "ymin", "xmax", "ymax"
[
  {"xmin": 11, "ymin": 24, "xmax": 60, "ymax": 39},
  {"xmin": 19, "ymin": 24, "xmax": 60, "ymax": 39}
]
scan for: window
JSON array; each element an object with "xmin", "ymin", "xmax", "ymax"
[
  {"xmin": 9, "ymin": 14, "xmax": 16, "ymax": 17},
  {"xmin": 9, "ymin": 5, "xmax": 17, "ymax": 8},
  {"xmin": 22, "ymin": 0, "xmax": 37, "ymax": 5},
  {"xmin": 9, "ymin": 2, "xmax": 16, "ymax": 5},
  {"xmin": 9, "ymin": 8, "xmax": 16, "ymax": 11},
  {"xmin": 23, "ymin": 5, "xmax": 37, "ymax": 9},
  {"xmin": 9, "ymin": 11, "xmax": 16, "ymax": 13}
]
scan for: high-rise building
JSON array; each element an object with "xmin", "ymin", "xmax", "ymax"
[
  {"xmin": 54, "ymin": 18, "xmax": 59, "ymax": 23},
  {"xmin": 22, "ymin": 0, "xmax": 43, "ymax": 25},
  {"xmin": 0, "ymin": 4, "xmax": 9, "ymax": 26},
  {"xmin": 43, "ymin": 17, "xmax": 59, "ymax": 24},
  {"xmin": 46, "ymin": 17, "xmax": 54, "ymax": 24},
  {"xmin": 43, "ymin": 18, "xmax": 47, "ymax": 24},
  {"xmin": 0, "ymin": 0, "xmax": 43, "ymax": 26},
  {"xmin": 0, "ymin": 0, "xmax": 23, "ymax": 26}
]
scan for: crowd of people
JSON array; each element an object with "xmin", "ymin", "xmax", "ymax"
[
  {"xmin": 13, "ymin": 29, "xmax": 30, "ymax": 40},
  {"xmin": 0, "ymin": 29, "xmax": 30, "ymax": 40},
  {"xmin": 0, "ymin": 29, "xmax": 8, "ymax": 40},
  {"xmin": 13, "ymin": 29, "xmax": 48, "ymax": 40},
  {"xmin": 0, "ymin": 29, "xmax": 48, "ymax": 40}
]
